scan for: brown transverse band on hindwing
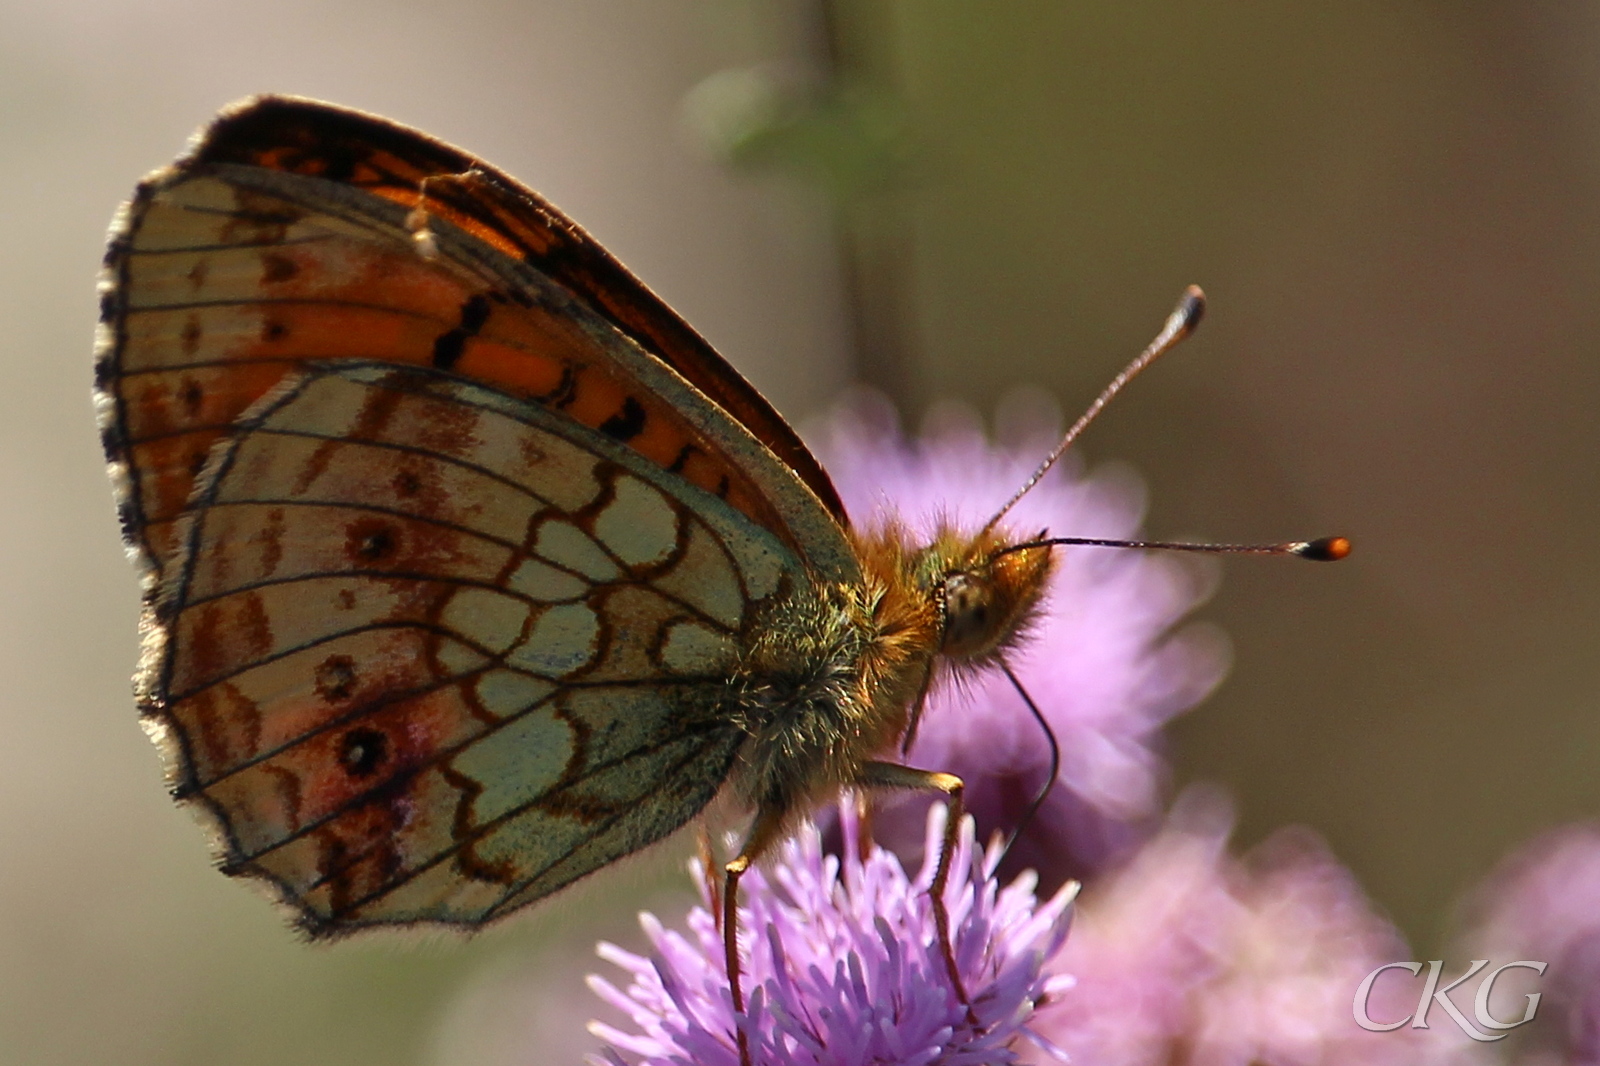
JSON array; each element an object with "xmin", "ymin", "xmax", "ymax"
[{"xmin": 97, "ymin": 95, "xmax": 846, "ymax": 587}]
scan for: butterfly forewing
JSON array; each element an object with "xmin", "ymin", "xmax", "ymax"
[
  {"xmin": 98, "ymin": 95, "xmax": 855, "ymax": 590},
  {"xmin": 196, "ymin": 95, "xmax": 844, "ymax": 519},
  {"xmin": 147, "ymin": 362, "xmax": 806, "ymax": 932}
]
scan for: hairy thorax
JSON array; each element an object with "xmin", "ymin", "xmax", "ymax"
[{"xmin": 727, "ymin": 520, "xmax": 1054, "ymax": 820}]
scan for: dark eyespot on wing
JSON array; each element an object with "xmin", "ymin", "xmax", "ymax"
[{"xmin": 339, "ymin": 728, "xmax": 388, "ymax": 777}]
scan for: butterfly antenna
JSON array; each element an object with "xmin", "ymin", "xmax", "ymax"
[
  {"xmin": 993, "ymin": 533, "xmax": 1352, "ymax": 562},
  {"xmin": 996, "ymin": 658, "xmax": 1061, "ymax": 871},
  {"xmin": 982, "ymin": 285, "xmax": 1206, "ymax": 536}
]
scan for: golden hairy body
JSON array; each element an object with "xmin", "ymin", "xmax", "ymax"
[{"xmin": 727, "ymin": 526, "xmax": 1054, "ymax": 835}]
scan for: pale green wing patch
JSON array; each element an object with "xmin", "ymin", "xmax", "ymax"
[{"xmin": 144, "ymin": 362, "xmax": 811, "ymax": 933}]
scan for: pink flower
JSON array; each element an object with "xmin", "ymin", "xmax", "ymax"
[
  {"xmin": 805, "ymin": 390, "xmax": 1228, "ymax": 884},
  {"xmin": 1456, "ymin": 823, "xmax": 1600, "ymax": 1065},
  {"xmin": 1028, "ymin": 788, "xmax": 1487, "ymax": 1066},
  {"xmin": 587, "ymin": 801, "xmax": 1077, "ymax": 1066}
]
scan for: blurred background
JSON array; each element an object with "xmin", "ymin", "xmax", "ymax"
[{"xmin": 3, "ymin": 1, "xmax": 1599, "ymax": 1063}]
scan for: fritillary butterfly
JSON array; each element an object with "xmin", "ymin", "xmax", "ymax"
[{"xmin": 97, "ymin": 96, "xmax": 1347, "ymax": 1063}]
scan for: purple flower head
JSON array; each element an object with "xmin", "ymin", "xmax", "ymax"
[
  {"xmin": 805, "ymin": 389, "xmax": 1228, "ymax": 884},
  {"xmin": 1457, "ymin": 822, "xmax": 1600, "ymax": 1065},
  {"xmin": 588, "ymin": 799, "xmax": 1078, "ymax": 1066},
  {"xmin": 1029, "ymin": 788, "xmax": 1486, "ymax": 1066}
]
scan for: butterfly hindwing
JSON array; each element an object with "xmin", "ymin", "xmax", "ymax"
[{"xmin": 147, "ymin": 363, "xmax": 804, "ymax": 932}]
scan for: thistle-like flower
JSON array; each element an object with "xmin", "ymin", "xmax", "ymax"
[
  {"xmin": 588, "ymin": 801, "xmax": 1077, "ymax": 1066},
  {"xmin": 806, "ymin": 390, "xmax": 1228, "ymax": 883},
  {"xmin": 1457, "ymin": 822, "xmax": 1600, "ymax": 1064},
  {"xmin": 1028, "ymin": 789, "xmax": 1489, "ymax": 1066}
]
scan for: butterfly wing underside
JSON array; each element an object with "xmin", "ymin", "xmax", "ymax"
[
  {"xmin": 150, "ymin": 362, "xmax": 807, "ymax": 932},
  {"xmin": 97, "ymin": 94, "xmax": 855, "ymax": 589},
  {"xmin": 95, "ymin": 97, "xmax": 869, "ymax": 932}
]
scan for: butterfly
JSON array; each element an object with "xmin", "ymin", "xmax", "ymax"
[{"xmin": 97, "ymin": 95, "xmax": 1347, "ymax": 1062}]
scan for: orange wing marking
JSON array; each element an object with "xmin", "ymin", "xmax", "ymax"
[
  {"xmin": 193, "ymin": 95, "xmax": 845, "ymax": 519},
  {"xmin": 104, "ymin": 176, "xmax": 794, "ymax": 577}
]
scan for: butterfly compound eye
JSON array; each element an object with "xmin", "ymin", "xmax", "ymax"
[{"xmin": 941, "ymin": 572, "xmax": 998, "ymax": 658}]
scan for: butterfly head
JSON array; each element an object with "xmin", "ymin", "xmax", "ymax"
[
  {"xmin": 915, "ymin": 528, "xmax": 1056, "ymax": 667},
  {"xmin": 844, "ymin": 522, "xmax": 1058, "ymax": 765}
]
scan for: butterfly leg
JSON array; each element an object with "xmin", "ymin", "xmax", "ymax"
[
  {"xmin": 852, "ymin": 789, "xmax": 875, "ymax": 864},
  {"xmin": 855, "ymin": 761, "xmax": 977, "ymax": 1024},
  {"xmin": 698, "ymin": 826, "xmax": 724, "ymax": 924},
  {"xmin": 722, "ymin": 805, "xmax": 788, "ymax": 1066}
]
